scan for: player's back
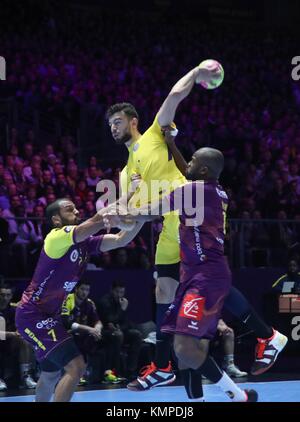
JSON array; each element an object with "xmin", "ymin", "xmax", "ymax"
[{"xmin": 170, "ymin": 181, "xmax": 230, "ymax": 281}]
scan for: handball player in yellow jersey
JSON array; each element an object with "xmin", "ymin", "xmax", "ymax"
[
  {"xmin": 106, "ymin": 64, "xmax": 220, "ymax": 390},
  {"xmin": 107, "ymin": 63, "xmax": 288, "ymax": 391}
]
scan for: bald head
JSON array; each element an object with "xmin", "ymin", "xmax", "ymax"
[{"xmin": 186, "ymin": 148, "xmax": 224, "ymax": 181}]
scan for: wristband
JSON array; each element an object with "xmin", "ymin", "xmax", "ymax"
[
  {"xmin": 71, "ymin": 323, "xmax": 79, "ymax": 331},
  {"xmin": 170, "ymin": 128, "xmax": 178, "ymax": 137}
]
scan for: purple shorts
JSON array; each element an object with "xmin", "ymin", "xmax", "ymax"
[
  {"xmin": 161, "ymin": 271, "xmax": 231, "ymax": 340},
  {"xmin": 15, "ymin": 306, "xmax": 72, "ymax": 362}
]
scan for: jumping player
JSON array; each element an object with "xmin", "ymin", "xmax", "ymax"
[
  {"xmin": 106, "ymin": 64, "xmax": 287, "ymax": 391},
  {"xmin": 15, "ymin": 199, "xmax": 142, "ymax": 402},
  {"xmin": 125, "ymin": 147, "xmax": 258, "ymax": 401},
  {"xmin": 106, "ymin": 64, "xmax": 220, "ymax": 389}
]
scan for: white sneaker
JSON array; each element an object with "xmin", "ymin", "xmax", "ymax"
[
  {"xmin": 224, "ymin": 364, "xmax": 248, "ymax": 378},
  {"xmin": 0, "ymin": 378, "xmax": 7, "ymax": 391},
  {"xmin": 251, "ymin": 329, "xmax": 288, "ymax": 375},
  {"xmin": 20, "ymin": 375, "xmax": 37, "ymax": 389}
]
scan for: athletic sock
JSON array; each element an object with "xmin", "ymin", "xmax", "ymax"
[
  {"xmin": 155, "ymin": 303, "xmax": 172, "ymax": 369},
  {"xmin": 200, "ymin": 356, "xmax": 223, "ymax": 383},
  {"xmin": 240, "ymin": 309, "xmax": 273, "ymax": 339},
  {"xmin": 215, "ymin": 371, "xmax": 247, "ymax": 402},
  {"xmin": 223, "ymin": 354, "xmax": 234, "ymax": 367},
  {"xmin": 224, "ymin": 287, "xmax": 273, "ymax": 339},
  {"xmin": 198, "ymin": 356, "xmax": 246, "ymax": 402},
  {"xmin": 180, "ymin": 369, "xmax": 204, "ymax": 400}
]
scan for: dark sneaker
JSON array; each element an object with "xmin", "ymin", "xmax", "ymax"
[
  {"xmin": 127, "ymin": 362, "xmax": 176, "ymax": 391},
  {"xmin": 251, "ymin": 329, "xmax": 288, "ymax": 375}
]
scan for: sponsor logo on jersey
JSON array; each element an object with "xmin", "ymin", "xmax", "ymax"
[
  {"xmin": 70, "ymin": 249, "xmax": 79, "ymax": 263},
  {"xmin": 36, "ymin": 317, "xmax": 58, "ymax": 330},
  {"xmin": 188, "ymin": 320, "xmax": 199, "ymax": 330},
  {"xmin": 63, "ymin": 281, "xmax": 77, "ymax": 292},
  {"xmin": 32, "ymin": 270, "xmax": 54, "ymax": 302},
  {"xmin": 179, "ymin": 293, "xmax": 205, "ymax": 321}
]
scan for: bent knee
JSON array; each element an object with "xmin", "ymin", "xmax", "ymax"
[
  {"xmin": 65, "ymin": 355, "xmax": 86, "ymax": 378},
  {"xmin": 156, "ymin": 277, "xmax": 178, "ymax": 304}
]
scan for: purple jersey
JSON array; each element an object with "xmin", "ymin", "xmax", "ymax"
[
  {"xmin": 18, "ymin": 226, "xmax": 103, "ymax": 317},
  {"xmin": 169, "ymin": 181, "xmax": 229, "ymax": 282},
  {"xmin": 161, "ymin": 181, "xmax": 231, "ymax": 340}
]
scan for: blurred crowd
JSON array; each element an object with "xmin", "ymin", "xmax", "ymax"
[{"xmin": 0, "ymin": 1, "xmax": 300, "ymax": 274}]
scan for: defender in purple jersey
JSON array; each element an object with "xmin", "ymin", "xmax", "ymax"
[
  {"xmin": 15, "ymin": 198, "xmax": 142, "ymax": 402},
  {"xmin": 125, "ymin": 147, "xmax": 257, "ymax": 401}
]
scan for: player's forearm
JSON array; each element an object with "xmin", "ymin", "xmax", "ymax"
[
  {"xmin": 170, "ymin": 67, "xmax": 199, "ymax": 100},
  {"xmin": 167, "ymin": 141, "xmax": 188, "ymax": 176},
  {"xmin": 71, "ymin": 323, "xmax": 90, "ymax": 333},
  {"xmin": 158, "ymin": 67, "xmax": 199, "ymax": 126},
  {"xmin": 111, "ymin": 221, "xmax": 144, "ymax": 249},
  {"xmin": 74, "ymin": 213, "xmax": 104, "ymax": 243}
]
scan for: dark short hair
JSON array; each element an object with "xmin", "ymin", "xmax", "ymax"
[
  {"xmin": 76, "ymin": 280, "xmax": 91, "ymax": 289},
  {"xmin": 106, "ymin": 103, "xmax": 139, "ymax": 121},
  {"xmin": 112, "ymin": 280, "xmax": 125, "ymax": 290},
  {"xmin": 45, "ymin": 198, "xmax": 68, "ymax": 226}
]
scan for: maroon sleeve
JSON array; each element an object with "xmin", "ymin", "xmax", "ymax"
[{"xmin": 85, "ymin": 235, "xmax": 104, "ymax": 255}]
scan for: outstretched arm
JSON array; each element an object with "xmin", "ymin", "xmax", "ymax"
[
  {"xmin": 100, "ymin": 221, "xmax": 144, "ymax": 252},
  {"xmin": 157, "ymin": 64, "xmax": 219, "ymax": 126},
  {"xmin": 74, "ymin": 210, "xmax": 121, "ymax": 243}
]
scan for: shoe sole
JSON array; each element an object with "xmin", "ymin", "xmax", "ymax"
[
  {"xmin": 127, "ymin": 374, "xmax": 176, "ymax": 391},
  {"xmin": 251, "ymin": 336, "xmax": 288, "ymax": 375}
]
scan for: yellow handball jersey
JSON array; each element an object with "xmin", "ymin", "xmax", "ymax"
[{"xmin": 120, "ymin": 115, "xmax": 186, "ymax": 265}]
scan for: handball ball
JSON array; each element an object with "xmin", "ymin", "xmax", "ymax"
[{"xmin": 196, "ymin": 59, "xmax": 224, "ymax": 90}]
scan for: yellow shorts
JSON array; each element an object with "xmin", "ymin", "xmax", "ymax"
[{"xmin": 155, "ymin": 213, "xmax": 180, "ymax": 265}]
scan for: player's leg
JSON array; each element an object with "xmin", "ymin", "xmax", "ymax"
[
  {"xmin": 35, "ymin": 368, "xmax": 61, "ymax": 402},
  {"xmin": 16, "ymin": 336, "xmax": 37, "ymax": 388},
  {"xmin": 153, "ymin": 215, "xmax": 180, "ymax": 369},
  {"xmin": 224, "ymin": 286, "xmax": 288, "ymax": 374},
  {"xmin": 155, "ymin": 268, "xmax": 179, "ymax": 369},
  {"xmin": 220, "ymin": 329, "xmax": 247, "ymax": 377},
  {"xmin": 174, "ymin": 335, "xmax": 257, "ymax": 402},
  {"xmin": 174, "ymin": 335, "xmax": 207, "ymax": 401},
  {"xmin": 127, "ymin": 215, "xmax": 180, "ymax": 391},
  {"xmin": 15, "ymin": 310, "xmax": 83, "ymax": 402},
  {"xmin": 126, "ymin": 272, "xmax": 178, "ymax": 390},
  {"xmin": 53, "ymin": 354, "xmax": 86, "ymax": 402}
]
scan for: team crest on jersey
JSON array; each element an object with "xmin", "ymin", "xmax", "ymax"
[
  {"xmin": 179, "ymin": 293, "xmax": 205, "ymax": 321},
  {"xmin": 133, "ymin": 143, "xmax": 139, "ymax": 152},
  {"xmin": 64, "ymin": 226, "xmax": 72, "ymax": 233},
  {"xmin": 70, "ymin": 249, "xmax": 79, "ymax": 263}
]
